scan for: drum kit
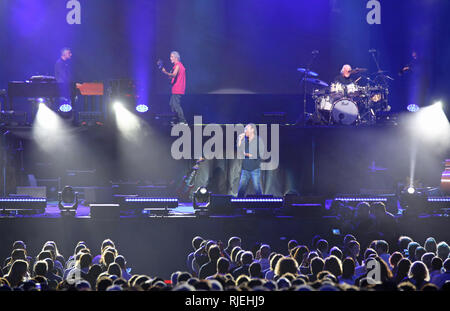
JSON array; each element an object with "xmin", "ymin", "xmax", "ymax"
[{"xmin": 299, "ymin": 67, "xmax": 391, "ymax": 126}]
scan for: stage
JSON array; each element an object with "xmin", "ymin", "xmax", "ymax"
[
  {"xmin": 2, "ymin": 121, "xmax": 447, "ymax": 198},
  {"xmin": 2, "ymin": 111, "xmax": 449, "ymax": 278}
]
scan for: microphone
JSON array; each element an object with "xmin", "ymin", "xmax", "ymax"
[
  {"xmin": 312, "ymin": 50, "xmax": 319, "ymax": 55},
  {"xmin": 369, "ymin": 49, "xmax": 377, "ymax": 53}
]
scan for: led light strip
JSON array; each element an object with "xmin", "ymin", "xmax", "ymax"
[
  {"xmin": 427, "ymin": 197, "xmax": 450, "ymax": 202},
  {"xmin": 0, "ymin": 198, "xmax": 46, "ymax": 202},
  {"xmin": 334, "ymin": 197, "xmax": 388, "ymax": 202},
  {"xmin": 125, "ymin": 198, "xmax": 178, "ymax": 202},
  {"xmin": 231, "ymin": 198, "xmax": 284, "ymax": 203}
]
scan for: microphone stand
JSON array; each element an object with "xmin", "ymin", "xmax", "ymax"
[
  {"xmin": 370, "ymin": 50, "xmax": 393, "ymax": 85},
  {"xmin": 369, "ymin": 50, "xmax": 392, "ymax": 117},
  {"xmin": 298, "ymin": 52, "xmax": 318, "ymax": 126},
  {"xmin": 2, "ymin": 130, "xmax": 10, "ymax": 198}
]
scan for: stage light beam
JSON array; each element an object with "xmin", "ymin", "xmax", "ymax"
[
  {"xmin": 113, "ymin": 101, "xmax": 143, "ymax": 141},
  {"xmin": 415, "ymin": 101, "xmax": 449, "ymax": 140}
]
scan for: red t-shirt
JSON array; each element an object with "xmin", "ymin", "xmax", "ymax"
[{"xmin": 171, "ymin": 61, "xmax": 186, "ymax": 95}]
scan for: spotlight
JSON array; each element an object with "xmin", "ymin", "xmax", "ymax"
[
  {"xmin": 199, "ymin": 187, "xmax": 208, "ymax": 195},
  {"xmin": 113, "ymin": 101, "xmax": 123, "ymax": 111},
  {"xmin": 414, "ymin": 101, "xmax": 449, "ymax": 140},
  {"xmin": 193, "ymin": 186, "xmax": 210, "ymax": 213},
  {"xmin": 59, "ymin": 103, "xmax": 72, "ymax": 113},
  {"xmin": 399, "ymin": 187, "xmax": 427, "ymax": 215},
  {"xmin": 57, "ymin": 97, "xmax": 72, "ymax": 111},
  {"xmin": 407, "ymin": 104, "xmax": 420, "ymax": 112},
  {"xmin": 37, "ymin": 98, "xmax": 45, "ymax": 104},
  {"xmin": 135, "ymin": 104, "xmax": 149, "ymax": 113},
  {"xmin": 58, "ymin": 186, "xmax": 78, "ymax": 217}
]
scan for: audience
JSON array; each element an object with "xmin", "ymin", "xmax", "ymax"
[
  {"xmin": 1, "ymin": 209, "xmax": 449, "ymax": 292},
  {"xmin": 255, "ymin": 244, "xmax": 271, "ymax": 272},
  {"xmin": 198, "ymin": 245, "xmax": 221, "ymax": 279}
]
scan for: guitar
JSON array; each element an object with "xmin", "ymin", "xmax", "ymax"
[
  {"xmin": 175, "ymin": 158, "xmax": 205, "ymax": 200},
  {"xmin": 156, "ymin": 59, "xmax": 164, "ymax": 70},
  {"xmin": 157, "ymin": 59, "xmax": 177, "ymax": 84}
]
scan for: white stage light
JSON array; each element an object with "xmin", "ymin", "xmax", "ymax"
[
  {"xmin": 415, "ymin": 101, "xmax": 449, "ymax": 139},
  {"xmin": 113, "ymin": 102, "xmax": 142, "ymax": 140}
]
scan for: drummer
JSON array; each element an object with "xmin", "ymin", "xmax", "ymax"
[{"xmin": 334, "ymin": 64, "xmax": 354, "ymax": 85}]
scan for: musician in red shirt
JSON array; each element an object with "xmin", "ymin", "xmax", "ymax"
[{"xmin": 161, "ymin": 51, "xmax": 187, "ymax": 124}]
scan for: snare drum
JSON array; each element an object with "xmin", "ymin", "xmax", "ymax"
[{"xmin": 331, "ymin": 98, "xmax": 359, "ymax": 125}]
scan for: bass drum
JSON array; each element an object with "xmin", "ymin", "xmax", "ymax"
[{"xmin": 331, "ymin": 98, "xmax": 359, "ymax": 125}]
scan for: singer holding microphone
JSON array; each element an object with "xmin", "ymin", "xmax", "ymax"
[{"xmin": 236, "ymin": 124, "xmax": 265, "ymax": 197}]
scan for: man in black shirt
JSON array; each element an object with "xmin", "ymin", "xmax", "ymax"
[
  {"xmin": 237, "ymin": 124, "xmax": 265, "ymax": 197},
  {"xmin": 55, "ymin": 48, "xmax": 73, "ymax": 83},
  {"xmin": 55, "ymin": 48, "xmax": 73, "ymax": 104}
]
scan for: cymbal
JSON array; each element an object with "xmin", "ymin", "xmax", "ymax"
[
  {"xmin": 305, "ymin": 78, "xmax": 329, "ymax": 87},
  {"xmin": 371, "ymin": 71, "xmax": 394, "ymax": 81},
  {"xmin": 297, "ymin": 68, "xmax": 319, "ymax": 77},
  {"xmin": 350, "ymin": 68, "xmax": 368, "ymax": 74},
  {"xmin": 370, "ymin": 70, "xmax": 390, "ymax": 75}
]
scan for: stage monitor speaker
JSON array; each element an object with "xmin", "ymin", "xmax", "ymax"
[
  {"xmin": 282, "ymin": 195, "xmax": 325, "ymax": 218},
  {"xmin": 90, "ymin": 204, "xmax": 120, "ymax": 219},
  {"xmin": 208, "ymin": 195, "xmax": 234, "ymax": 215}
]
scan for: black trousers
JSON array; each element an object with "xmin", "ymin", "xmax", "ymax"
[{"xmin": 169, "ymin": 94, "xmax": 186, "ymax": 123}]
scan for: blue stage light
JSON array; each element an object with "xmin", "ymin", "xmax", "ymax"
[
  {"xmin": 135, "ymin": 104, "xmax": 149, "ymax": 113},
  {"xmin": 407, "ymin": 104, "xmax": 420, "ymax": 112},
  {"xmin": 125, "ymin": 198, "xmax": 178, "ymax": 202},
  {"xmin": 334, "ymin": 197, "xmax": 388, "ymax": 202},
  {"xmin": 0, "ymin": 198, "xmax": 46, "ymax": 202},
  {"xmin": 231, "ymin": 198, "xmax": 284, "ymax": 203},
  {"xmin": 427, "ymin": 197, "xmax": 450, "ymax": 202},
  {"xmin": 59, "ymin": 104, "xmax": 72, "ymax": 112}
]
